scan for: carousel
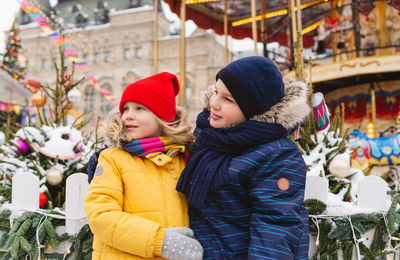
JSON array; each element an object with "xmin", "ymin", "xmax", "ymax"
[{"xmin": 161, "ymin": 0, "xmax": 400, "ymax": 173}]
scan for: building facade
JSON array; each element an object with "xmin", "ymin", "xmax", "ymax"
[{"xmin": 19, "ymin": 0, "xmax": 227, "ymax": 125}]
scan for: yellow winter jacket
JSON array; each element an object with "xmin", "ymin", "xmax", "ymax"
[{"xmin": 84, "ymin": 147, "xmax": 189, "ymax": 260}]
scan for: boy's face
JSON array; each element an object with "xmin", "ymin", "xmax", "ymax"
[
  {"xmin": 209, "ymin": 79, "xmax": 246, "ymax": 128},
  {"xmin": 121, "ymin": 101, "xmax": 161, "ymax": 140}
]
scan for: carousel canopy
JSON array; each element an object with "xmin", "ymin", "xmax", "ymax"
[{"xmin": 164, "ymin": 0, "xmax": 331, "ymax": 48}]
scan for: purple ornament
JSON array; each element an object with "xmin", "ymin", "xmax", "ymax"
[
  {"xmin": 15, "ymin": 139, "xmax": 29, "ymax": 155},
  {"xmin": 74, "ymin": 142, "xmax": 84, "ymax": 154}
]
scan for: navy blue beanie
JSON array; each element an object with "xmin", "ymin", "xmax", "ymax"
[{"xmin": 216, "ymin": 56, "xmax": 284, "ymax": 119}]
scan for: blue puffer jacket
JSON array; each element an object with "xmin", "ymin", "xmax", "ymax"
[
  {"xmin": 187, "ymin": 80, "xmax": 311, "ymax": 259},
  {"xmin": 190, "ymin": 138, "xmax": 309, "ymax": 259}
]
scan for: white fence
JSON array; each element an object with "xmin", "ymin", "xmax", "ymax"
[
  {"xmin": 304, "ymin": 175, "xmax": 391, "ymax": 259},
  {"xmin": 304, "ymin": 174, "xmax": 389, "ymax": 210},
  {"xmin": 11, "ymin": 172, "xmax": 89, "ymax": 235},
  {"xmin": 10, "ymin": 172, "xmax": 89, "ymax": 254},
  {"xmin": 9, "ymin": 172, "xmax": 393, "ymax": 258}
]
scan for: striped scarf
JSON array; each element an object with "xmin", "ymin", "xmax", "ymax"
[{"xmin": 122, "ymin": 136, "xmax": 186, "ymax": 158}]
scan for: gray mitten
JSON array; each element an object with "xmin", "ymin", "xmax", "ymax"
[{"xmin": 161, "ymin": 227, "xmax": 203, "ymax": 260}]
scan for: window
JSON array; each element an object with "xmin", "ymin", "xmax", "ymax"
[
  {"xmin": 72, "ymin": 4, "xmax": 80, "ymax": 13},
  {"xmin": 41, "ymin": 58, "xmax": 47, "ymax": 69},
  {"xmin": 83, "ymin": 54, "xmax": 89, "ymax": 63},
  {"xmin": 84, "ymin": 86, "xmax": 95, "ymax": 113},
  {"xmin": 124, "ymin": 48, "xmax": 131, "ymax": 60},
  {"xmin": 130, "ymin": 0, "xmax": 141, "ymax": 8},
  {"xmin": 185, "ymin": 86, "xmax": 192, "ymax": 107},
  {"xmin": 101, "ymin": 9, "xmax": 110, "ymax": 24},
  {"xmin": 94, "ymin": 52, "xmax": 100, "ymax": 64},
  {"xmin": 101, "ymin": 84, "xmax": 114, "ymax": 112},
  {"xmin": 135, "ymin": 47, "xmax": 143, "ymax": 59},
  {"xmin": 104, "ymin": 51, "xmax": 111, "ymax": 63},
  {"xmin": 21, "ymin": 12, "xmax": 31, "ymax": 25},
  {"xmin": 75, "ymin": 13, "xmax": 87, "ymax": 27},
  {"xmin": 97, "ymin": 1, "xmax": 105, "ymax": 8}
]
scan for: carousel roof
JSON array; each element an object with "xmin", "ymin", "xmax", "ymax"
[{"xmin": 164, "ymin": 0, "xmax": 331, "ymax": 48}]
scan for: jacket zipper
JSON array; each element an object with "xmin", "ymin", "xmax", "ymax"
[{"xmin": 177, "ymin": 159, "xmax": 187, "ymax": 225}]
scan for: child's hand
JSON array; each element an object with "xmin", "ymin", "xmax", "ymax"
[{"xmin": 161, "ymin": 227, "xmax": 203, "ymax": 260}]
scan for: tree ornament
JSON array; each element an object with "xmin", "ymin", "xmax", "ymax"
[
  {"xmin": 0, "ymin": 131, "xmax": 5, "ymax": 145},
  {"xmin": 312, "ymin": 92, "xmax": 330, "ymax": 131},
  {"xmin": 329, "ymin": 154, "xmax": 351, "ymax": 178},
  {"xmin": 31, "ymin": 92, "xmax": 47, "ymax": 107},
  {"xmin": 63, "ymin": 74, "xmax": 72, "ymax": 89},
  {"xmin": 39, "ymin": 192, "xmax": 47, "ymax": 208},
  {"xmin": 67, "ymin": 88, "xmax": 82, "ymax": 109},
  {"xmin": 26, "ymin": 78, "xmax": 41, "ymax": 92},
  {"xmin": 74, "ymin": 142, "xmax": 84, "ymax": 153},
  {"xmin": 14, "ymin": 139, "xmax": 30, "ymax": 155},
  {"xmin": 46, "ymin": 167, "xmax": 63, "ymax": 186}
]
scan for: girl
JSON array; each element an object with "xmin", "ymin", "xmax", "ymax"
[
  {"xmin": 84, "ymin": 72, "xmax": 203, "ymax": 260},
  {"xmin": 177, "ymin": 56, "xmax": 311, "ymax": 259}
]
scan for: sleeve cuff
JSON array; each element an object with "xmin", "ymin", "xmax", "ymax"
[{"xmin": 153, "ymin": 227, "xmax": 165, "ymax": 256}]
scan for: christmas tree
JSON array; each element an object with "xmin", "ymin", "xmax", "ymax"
[
  {"xmin": 0, "ymin": 45, "xmax": 99, "ymax": 259},
  {"xmin": 296, "ymin": 92, "xmax": 400, "ymax": 259},
  {"xmin": 1, "ymin": 17, "xmax": 25, "ymax": 83},
  {"xmin": 0, "ymin": 16, "xmax": 27, "ymax": 143}
]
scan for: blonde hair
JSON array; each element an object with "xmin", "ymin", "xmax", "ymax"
[{"xmin": 103, "ymin": 106, "xmax": 194, "ymax": 150}]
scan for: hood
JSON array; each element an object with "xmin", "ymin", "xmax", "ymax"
[{"xmin": 201, "ymin": 80, "xmax": 311, "ymax": 130}]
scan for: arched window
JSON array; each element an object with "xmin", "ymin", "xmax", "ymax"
[
  {"xmin": 185, "ymin": 82, "xmax": 192, "ymax": 107},
  {"xmin": 130, "ymin": 0, "xmax": 141, "ymax": 8},
  {"xmin": 84, "ymin": 85, "xmax": 95, "ymax": 113},
  {"xmin": 76, "ymin": 13, "xmax": 87, "ymax": 27},
  {"xmin": 100, "ymin": 83, "xmax": 114, "ymax": 113}
]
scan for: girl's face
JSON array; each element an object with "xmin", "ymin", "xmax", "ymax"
[
  {"xmin": 209, "ymin": 79, "xmax": 246, "ymax": 128},
  {"xmin": 121, "ymin": 101, "xmax": 161, "ymax": 140}
]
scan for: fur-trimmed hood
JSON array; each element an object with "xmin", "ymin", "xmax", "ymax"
[{"xmin": 201, "ymin": 80, "xmax": 311, "ymax": 129}]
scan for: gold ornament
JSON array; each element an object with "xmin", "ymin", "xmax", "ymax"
[{"xmin": 31, "ymin": 92, "xmax": 47, "ymax": 108}]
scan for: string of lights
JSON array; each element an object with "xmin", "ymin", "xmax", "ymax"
[
  {"xmin": 232, "ymin": 0, "xmax": 329, "ymax": 27},
  {"xmin": 18, "ymin": 0, "xmax": 118, "ymax": 105}
]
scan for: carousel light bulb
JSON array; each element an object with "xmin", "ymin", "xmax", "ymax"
[{"xmin": 367, "ymin": 121, "xmax": 375, "ymax": 138}]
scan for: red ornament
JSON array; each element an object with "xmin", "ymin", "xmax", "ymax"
[
  {"xmin": 63, "ymin": 74, "xmax": 72, "ymax": 89},
  {"xmin": 26, "ymin": 78, "xmax": 41, "ymax": 92},
  {"xmin": 39, "ymin": 192, "xmax": 47, "ymax": 208}
]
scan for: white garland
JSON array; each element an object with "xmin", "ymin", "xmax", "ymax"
[{"xmin": 309, "ymin": 212, "xmax": 398, "ymax": 259}]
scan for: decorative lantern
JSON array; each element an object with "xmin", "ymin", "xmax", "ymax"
[{"xmin": 31, "ymin": 92, "xmax": 47, "ymax": 108}]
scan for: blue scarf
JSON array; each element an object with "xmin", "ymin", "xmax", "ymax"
[{"xmin": 176, "ymin": 109, "xmax": 289, "ymax": 208}]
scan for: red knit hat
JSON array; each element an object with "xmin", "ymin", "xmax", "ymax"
[{"xmin": 119, "ymin": 72, "xmax": 180, "ymax": 122}]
